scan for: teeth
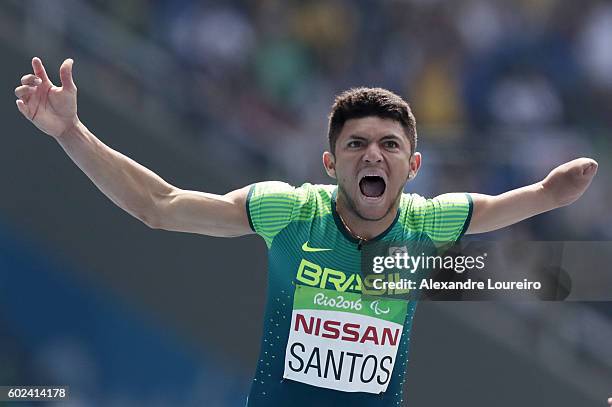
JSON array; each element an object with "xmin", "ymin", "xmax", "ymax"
[
  {"xmin": 360, "ymin": 173, "xmax": 385, "ymax": 181},
  {"xmin": 358, "ymin": 168, "xmax": 387, "ymax": 186}
]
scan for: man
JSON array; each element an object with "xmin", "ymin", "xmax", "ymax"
[{"xmin": 15, "ymin": 58, "xmax": 599, "ymax": 406}]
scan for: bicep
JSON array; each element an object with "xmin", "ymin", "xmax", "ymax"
[{"xmin": 154, "ymin": 185, "xmax": 255, "ymax": 237}]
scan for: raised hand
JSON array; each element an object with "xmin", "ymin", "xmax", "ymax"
[
  {"xmin": 15, "ymin": 57, "xmax": 79, "ymax": 138},
  {"xmin": 541, "ymin": 157, "xmax": 598, "ymax": 207}
]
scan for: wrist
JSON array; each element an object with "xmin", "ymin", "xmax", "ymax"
[{"xmin": 56, "ymin": 117, "xmax": 83, "ymax": 141}]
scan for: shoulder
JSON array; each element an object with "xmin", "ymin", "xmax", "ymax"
[
  {"xmin": 398, "ymin": 192, "xmax": 472, "ymax": 227},
  {"xmin": 249, "ymin": 181, "xmax": 333, "ymax": 199},
  {"xmin": 293, "ymin": 183, "xmax": 335, "ymax": 217},
  {"xmin": 246, "ymin": 182, "xmax": 335, "ymax": 244},
  {"xmin": 248, "ymin": 181, "xmax": 335, "ymax": 214},
  {"xmin": 400, "ymin": 192, "xmax": 424, "ymax": 212},
  {"xmin": 400, "ymin": 192, "xmax": 472, "ymax": 212}
]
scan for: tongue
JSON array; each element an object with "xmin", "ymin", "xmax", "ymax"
[{"xmin": 360, "ymin": 177, "xmax": 385, "ymax": 198}]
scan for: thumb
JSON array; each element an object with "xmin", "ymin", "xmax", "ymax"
[{"xmin": 59, "ymin": 58, "xmax": 77, "ymax": 92}]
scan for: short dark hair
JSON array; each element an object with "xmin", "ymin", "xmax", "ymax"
[{"xmin": 327, "ymin": 87, "xmax": 417, "ymax": 154}]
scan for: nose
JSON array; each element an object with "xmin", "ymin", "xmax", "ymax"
[{"xmin": 363, "ymin": 143, "xmax": 383, "ymax": 163}]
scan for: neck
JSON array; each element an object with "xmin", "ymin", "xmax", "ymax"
[{"xmin": 335, "ymin": 192, "xmax": 399, "ymax": 241}]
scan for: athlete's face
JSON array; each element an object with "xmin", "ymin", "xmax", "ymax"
[{"xmin": 323, "ymin": 116, "xmax": 421, "ymax": 221}]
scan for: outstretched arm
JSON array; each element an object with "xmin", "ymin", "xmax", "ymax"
[
  {"xmin": 15, "ymin": 57, "xmax": 253, "ymax": 237},
  {"xmin": 466, "ymin": 158, "xmax": 598, "ymax": 234}
]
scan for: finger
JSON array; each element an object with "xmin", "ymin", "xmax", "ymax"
[
  {"xmin": 14, "ymin": 85, "xmax": 37, "ymax": 100},
  {"xmin": 31, "ymin": 57, "xmax": 51, "ymax": 84},
  {"xmin": 21, "ymin": 74, "xmax": 42, "ymax": 86},
  {"xmin": 59, "ymin": 58, "xmax": 76, "ymax": 92},
  {"xmin": 16, "ymin": 99, "xmax": 30, "ymax": 117}
]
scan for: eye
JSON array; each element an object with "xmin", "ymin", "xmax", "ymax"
[
  {"xmin": 383, "ymin": 140, "xmax": 399, "ymax": 149},
  {"xmin": 347, "ymin": 140, "xmax": 363, "ymax": 148}
]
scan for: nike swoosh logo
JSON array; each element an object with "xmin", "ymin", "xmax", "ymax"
[{"xmin": 302, "ymin": 241, "xmax": 332, "ymax": 252}]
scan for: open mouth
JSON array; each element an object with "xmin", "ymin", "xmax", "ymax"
[{"xmin": 359, "ymin": 176, "xmax": 386, "ymax": 198}]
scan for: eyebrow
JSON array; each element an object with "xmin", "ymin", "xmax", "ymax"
[
  {"xmin": 380, "ymin": 134, "xmax": 402, "ymax": 141},
  {"xmin": 347, "ymin": 134, "xmax": 403, "ymax": 141}
]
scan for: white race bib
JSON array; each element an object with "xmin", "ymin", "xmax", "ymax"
[{"xmin": 283, "ymin": 285, "xmax": 408, "ymax": 394}]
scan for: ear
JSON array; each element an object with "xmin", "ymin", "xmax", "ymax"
[
  {"xmin": 408, "ymin": 152, "xmax": 422, "ymax": 180},
  {"xmin": 322, "ymin": 151, "xmax": 336, "ymax": 179}
]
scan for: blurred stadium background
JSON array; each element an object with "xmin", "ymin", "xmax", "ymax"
[{"xmin": 1, "ymin": 0, "xmax": 611, "ymax": 405}]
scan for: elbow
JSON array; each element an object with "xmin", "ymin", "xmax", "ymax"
[
  {"xmin": 141, "ymin": 214, "xmax": 161, "ymax": 229},
  {"xmin": 136, "ymin": 189, "xmax": 174, "ymax": 229},
  {"xmin": 135, "ymin": 206, "xmax": 163, "ymax": 229},
  {"xmin": 139, "ymin": 187, "xmax": 180, "ymax": 230}
]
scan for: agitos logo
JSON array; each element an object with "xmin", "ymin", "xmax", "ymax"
[{"xmin": 295, "ymin": 259, "xmax": 410, "ymax": 295}]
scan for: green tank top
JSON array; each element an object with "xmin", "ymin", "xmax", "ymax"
[{"xmin": 245, "ymin": 182, "xmax": 472, "ymax": 406}]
